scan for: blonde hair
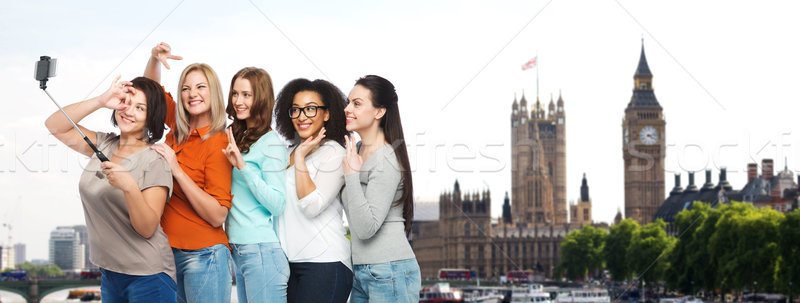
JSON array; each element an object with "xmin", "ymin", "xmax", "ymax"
[{"xmin": 174, "ymin": 63, "xmax": 227, "ymax": 143}]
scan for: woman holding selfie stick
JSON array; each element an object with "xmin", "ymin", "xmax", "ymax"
[
  {"xmin": 341, "ymin": 75, "xmax": 420, "ymax": 303},
  {"xmin": 45, "ymin": 76, "xmax": 177, "ymax": 302}
]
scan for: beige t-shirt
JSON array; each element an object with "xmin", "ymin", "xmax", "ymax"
[{"xmin": 78, "ymin": 132, "xmax": 176, "ymax": 281}]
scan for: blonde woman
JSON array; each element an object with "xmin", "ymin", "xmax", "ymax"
[{"xmin": 145, "ymin": 42, "xmax": 233, "ymax": 303}]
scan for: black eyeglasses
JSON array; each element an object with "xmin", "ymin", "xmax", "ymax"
[{"xmin": 289, "ymin": 105, "xmax": 328, "ymax": 118}]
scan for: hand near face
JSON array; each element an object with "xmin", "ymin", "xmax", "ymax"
[
  {"xmin": 294, "ymin": 127, "xmax": 326, "ymax": 163},
  {"xmin": 98, "ymin": 75, "xmax": 133, "ymax": 111},
  {"xmin": 222, "ymin": 127, "xmax": 246, "ymax": 170},
  {"xmin": 343, "ymin": 134, "xmax": 363, "ymax": 175},
  {"xmin": 151, "ymin": 42, "xmax": 183, "ymax": 70},
  {"xmin": 101, "ymin": 161, "xmax": 137, "ymax": 191},
  {"xmin": 150, "ymin": 143, "xmax": 180, "ymax": 174}
]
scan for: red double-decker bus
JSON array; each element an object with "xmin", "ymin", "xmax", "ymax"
[
  {"xmin": 506, "ymin": 270, "xmax": 534, "ymax": 283},
  {"xmin": 438, "ymin": 268, "xmax": 476, "ymax": 280}
]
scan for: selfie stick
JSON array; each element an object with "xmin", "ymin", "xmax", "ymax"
[{"xmin": 37, "ymin": 56, "xmax": 110, "ymax": 162}]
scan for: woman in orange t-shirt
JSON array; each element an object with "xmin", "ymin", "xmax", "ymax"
[{"xmin": 145, "ymin": 42, "xmax": 233, "ymax": 303}]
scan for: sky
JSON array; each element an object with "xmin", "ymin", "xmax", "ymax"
[{"xmin": 1, "ymin": 0, "xmax": 799, "ymax": 261}]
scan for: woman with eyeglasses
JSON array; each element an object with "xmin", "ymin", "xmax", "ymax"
[
  {"xmin": 274, "ymin": 78, "xmax": 353, "ymax": 303},
  {"xmin": 221, "ymin": 67, "xmax": 290, "ymax": 303},
  {"xmin": 341, "ymin": 75, "xmax": 420, "ymax": 303}
]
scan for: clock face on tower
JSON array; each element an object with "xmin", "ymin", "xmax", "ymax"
[{"xmin": 639, "ymin": 126, "xmax": 658, "ymax": 145}]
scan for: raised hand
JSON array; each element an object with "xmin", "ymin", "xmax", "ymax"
[
  {"xmin": 294, "ymin": 127, "xmax": 326, "ymax": 163},
  {"xmin": 101, "ymin": 161, "xmax": 137, "ymax": 191},
  {"xmin": 98, "ymin": 75, "xmax": 133, "ymax": 111},
  {"xmin": 222, "ymin": 127, "xmax": 245, "ymax": 170},
  {"xmin": 151, "ymin": 42, "xmax": 183, "ymax": 70},
  {"xmin": 342, "ymin": 134, "xmax": 363, "ymax": 175},
  {"xmin": 150, "ymin": 143, "xmax": 181, "ymax": 174}
]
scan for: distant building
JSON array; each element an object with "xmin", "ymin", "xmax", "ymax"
[
  {"xmin": 655, "ymin": 159, "xmax": 799, "ymax": 235},
  {"xmin": 739, "ymin": 159, "xmax": 799, "ymax": 213},
  {"xmin": 510, "ymin": 90, "xmax": 568, "ymax": 226},
  {"xmin": 410, "ymin": 180, "xmax": 603, "ymax": 279},
  {"xmin": 0, "ymin": 245, "xmax": 14, "ymax": 270},
  {"xmin": 49, "ymin": 226, "xmax": 85, "ymax": 271},
  {"xmin": 14, "ymin": 243, "xmax": 25, "ymax": 265},
  {"xmin": 72, "ymin": 225, "xmax": 96, "ymax": 269},
  {"xmin": 623, "ymin": 41, "xmax": 666, "ymax": 225},
  {"xmin": 30, "ymin": 259, "xmax": 50, "ymax": 266},
  {"xmin": 568, "ymin": 174, "xmax": 593, "ymax": 227}
]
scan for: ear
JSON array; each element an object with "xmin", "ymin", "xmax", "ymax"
[
  {"xmin": 324, "ymin": 109, "xmax": 330, "ymax": 122},
  {"xmin": 375, "ymin": 108, "xmax": 387, "ymax": 120}
]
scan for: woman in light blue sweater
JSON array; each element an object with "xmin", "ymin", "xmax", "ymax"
[
  {"xmin": 222, "ymin": 67, "xmax": 289, "ymax": 303},
  {"xmin": 341, "ymin": 75, "xmax": 420, "ymax": 303}
]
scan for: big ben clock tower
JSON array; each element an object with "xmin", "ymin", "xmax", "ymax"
[{"xmin": 622, "ymin": 41, "xmax": 666, "ymax": 225}]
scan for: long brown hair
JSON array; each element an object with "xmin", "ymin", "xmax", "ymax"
[
  {"xmin": 225, "ymin": 67, "xmax": 275, "ymax": 153},
  {"xmin": 355, "ymin": 75, "xmax": 414, "ymax": 236}
]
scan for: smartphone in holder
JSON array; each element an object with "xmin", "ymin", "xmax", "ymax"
[
  {"xmin": 36, "ymin": 56, "xmax": 110, "ymax": 163},
  {"xmin": 35, "ymin": 56, "xmax": 57, "ymax": 81}
]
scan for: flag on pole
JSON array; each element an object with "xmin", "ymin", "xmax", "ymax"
[{"xmin": 521, "ymin": 56, "xmax": 537, "ymax": 71}]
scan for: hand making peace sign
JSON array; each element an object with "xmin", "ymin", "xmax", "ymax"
[
  {"xmin": 151, "ymin": 42, "xmax": 183, "ymax": 70},
  {"xmin": 222, "ymin": 127, "xmax": 246, "ymax": 170}
]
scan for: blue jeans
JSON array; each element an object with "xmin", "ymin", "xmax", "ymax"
[
  {"xmin": 351, "ymin": 258, "xmax": 421, "ymax": 303},
  {"xmin": 172, "ymin": 244, "xmax": 232, "ymax": 303},
  {"xmin": 100, "ymin": 268, "xmax": 177, "ymax": 303},
  {"xmin": 287, "ymin": 262, "xmax": 353, "ymax": 303},
  {"xmin": 230, "ymin": 242, "xmax": 289, "ymax": 303}
]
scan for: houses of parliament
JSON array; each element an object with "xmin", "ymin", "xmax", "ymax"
[{"xmin": 410, "ymin": 43, "xmax": 664, "ymax": 279}]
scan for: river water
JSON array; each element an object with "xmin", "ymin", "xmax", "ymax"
[{"xmin": 0, "ymin": 288, "xmax": 241, "ymax": 302}]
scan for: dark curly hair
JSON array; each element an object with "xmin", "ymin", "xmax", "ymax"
[
  {"xmin": 110, "ymin": 77, "xmax": 166, "ymax": 144},
  {"xmin": 274, "ymin": 78, "xmax": 347, "ymax": 147}
]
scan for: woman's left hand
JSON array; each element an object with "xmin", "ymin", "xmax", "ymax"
[
  {"xmin": 222, "ymin": 127, "xmax": 246, "ymax": 170},
  {"xmin": 343, "ymin": 134, "xmax": 363, "ymax": 175},
  {"xmin": 101, "ymin": 161, "xmax": 137, "ymax": 191},
  {"xmin": 294, "ymin": 127, "xmax": 326, "ymax": 163},
  {"xmin": 150, "ymin": 143, "xmax": 180, "ymax": 173}
]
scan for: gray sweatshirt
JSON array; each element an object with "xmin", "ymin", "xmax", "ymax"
[{"xmin": 342, "ymin": 144, "xmax": 416, "ymax": 265}]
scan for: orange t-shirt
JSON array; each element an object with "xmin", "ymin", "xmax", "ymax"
[{"xmin": 160, "ymin": 91, "xmax": 232, "ymax": 250}]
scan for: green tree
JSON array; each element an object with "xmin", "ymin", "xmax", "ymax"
[
  {"xmin": 710, "ymin": 202, "xmax": 781, "ymax": 293},
  {"xmin": 604, "ymin": 218, "xmax": 639, "ymax": 281},
  {"xmin": 11, "ymin": 262, "xmax": 64, "ymax": 278},
  {"xmin": 687, "ymin": 202, "xmax": 722, "ymax": 294},
  {"xmin": 558, "ymin": 224, "xmax": 607, "ymax": 280},
  {"xmin": 778, "ymin": 209, "xmax": 800, "ymax": 296},
  {"xmin": 627, "ymin": 219, "xmax": 674, "ymax": 285},
  {"xmin": 667, "ymin": 202, "xmax": 712, "ymax": 294}
]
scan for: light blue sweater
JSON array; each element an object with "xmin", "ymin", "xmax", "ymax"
[{"xmin": 226, "ymin": 131, "xmax": 288, "ymax": 244}]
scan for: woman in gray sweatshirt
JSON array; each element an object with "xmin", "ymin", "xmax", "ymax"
[{"xmin": 342, "ymin": 75, "xmax": 420, "ymax": 303}]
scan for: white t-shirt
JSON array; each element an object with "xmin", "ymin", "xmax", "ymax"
[{"xmin": 276, "ymin": 140, "xmax": 352, "ymax": 270}]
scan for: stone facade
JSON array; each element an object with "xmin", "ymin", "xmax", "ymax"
[
  {"xmin": 623, "ymin": 42, "xmax": 666, "ymax": 225},
  {"xmin": 511, "ymin": 92, "xmax": 567, "ymax": 226}
]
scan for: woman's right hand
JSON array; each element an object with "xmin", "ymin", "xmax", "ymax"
[
  {"xmin": 343, "ymin": 133, "xmax": 363, "ymax": 175},
  {"xmin": 97, "ymin": 75, "xmax": 132, "ymax": 111},
  {"xmin": 150, "ymin": 143, "xmax": 181, "ymax": 174},
  {"xmin": 222, "ymin": 127, "xmax": 246, "ymax": 170},
  {"xmin": 151, "ymin": 42, "xmax": 183, "ymax": 70}
]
